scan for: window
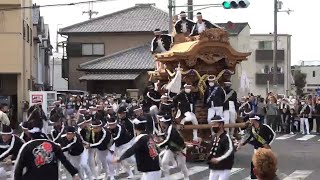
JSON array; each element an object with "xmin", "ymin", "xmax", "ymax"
[
  {"xmin": 23, "ymin": 21, "xmax": 26, "ymax": 40},
  {"xmin": 258, "ymin": 41, "xmax": 272, "ymax": 50},
  {"xmin": 27, "ymin": 24, "xmax": 29, "ymax": 43},
  {"xmin": 313, "ymin": 71, "xmax": 316, "ymax": 77},
  {"xmin": 30, "ymin": 27, "xmax": 32, "ymax": 46},
  {"xmin": 81, "ymin": 43, "xmax": 104, "ymax": 56}
]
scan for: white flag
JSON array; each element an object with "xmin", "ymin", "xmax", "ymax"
[{"xmin": 166, "ymin": 68, "xmax": 182, "ymax": 94}]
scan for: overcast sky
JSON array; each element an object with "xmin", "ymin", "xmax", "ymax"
[{"xmin": 33, "ymin": 0, "xmax": 319, "ymax": 65}]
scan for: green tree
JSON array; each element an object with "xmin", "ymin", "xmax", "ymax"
[{"xmin": 294, "ymin": 70, "xmax": 306, "ymax": 96}]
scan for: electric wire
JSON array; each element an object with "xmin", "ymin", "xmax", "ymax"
[{"xmin": 0, "ymin": 0, "xmax": 115, "ymax": 11}]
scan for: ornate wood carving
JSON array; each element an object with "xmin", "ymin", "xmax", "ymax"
[
  {"xmin": 185, "ymin": 57, "xmax": 198, "ymax": 67},
  {"xmin": 198, "ymin": 28, "xmax": 229, "ymax": 44}
]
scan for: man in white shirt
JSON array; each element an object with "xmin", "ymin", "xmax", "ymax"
[
  {"xmin": 190, "ymin": 12, "xmax": 221, "ymax": 36},
  {"xmin": 174, "ymin": 11, "xmax": 195, "ymax": 35}
]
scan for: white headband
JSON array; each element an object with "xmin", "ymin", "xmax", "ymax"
[
  {"xmin": 249, "ymin": 116, "xmax": 261, "ymax": 120},
  {"xmin": 132, "ymin": 118, "xmax": 147, "ymax": 125},
  {"xmin": 160, "ymin": 117, "xmax": 171, "ymax": 122}
]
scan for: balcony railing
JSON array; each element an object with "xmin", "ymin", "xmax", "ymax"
[
  {"xmin": 255, "ymin": 73, "xmax": 284, "ymax": 85},
  {"xmin": 255, "ymin": 50, "xmax": 285, "ymax": 62}
]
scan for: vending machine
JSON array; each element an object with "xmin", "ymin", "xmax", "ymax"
[{"xmin": 29, "ymin": 91, "xmax": 57, "ymax": 118}]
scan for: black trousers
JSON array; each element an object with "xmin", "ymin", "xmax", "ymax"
[
  {"xmin": 251, "ymin": 161, "xmax": 257, "ymax": 179},
  {"xmin": 316, "ymin": 116, "xmax": 320, "ymax": 133},
  {"xmin": 308, "ymin": 118, "xmax": 314, "ymax": 132}
]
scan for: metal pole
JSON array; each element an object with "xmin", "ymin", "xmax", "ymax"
[
  {"xmin": 187, "ymin": 0, "xmax": 193, "ymax": 20},
  {"xmin": 52, "ymin": 57, "xmax": 54, "ymax": 90},
  {"xmin": 168, "ymin": 0, "xmax": 173, "ymax": 33},
  {"xmin": 273, "ymin": 0, "xmax": 278, "ymax": 93}
]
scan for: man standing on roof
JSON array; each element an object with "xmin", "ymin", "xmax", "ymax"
[
  {"xmin": 190, "ymin": 12, "xmax": 221, "ymax": 36},
  {"xmin": 175, "ymin": 11, "xmax": 195, "ymax": 35},
  {"xmin": 151, "ymin": 28, "xmax": 173, "ymax": 54}
]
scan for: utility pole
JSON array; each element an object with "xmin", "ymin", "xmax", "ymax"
[
  {"xmin": 168, "ymin": 0, "xmax": 173, "ymax": 33},
  {"xmin": 187, "ymin": 0, "xmax": 193, "ymax": 20},
  {"xmin": 272, "ymin": 0, "xmax": 278, "ymax": 92},
  {"xmin": 83, "ymin": 2, "xmax": 98, "ymax": 19},
  {"xmin": 273, "ymin": 0, "xmax": 293, "ymax": 93}
]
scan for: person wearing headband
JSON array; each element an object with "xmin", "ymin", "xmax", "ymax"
[
  {"xmin": 173, "ymin": 83, "xmax": 200, "ymax": 143},
  {"xmin": 143, "ymin": 81, "xmax": 161, "ymax": 115},
  {"xmin": 106, "ymin": 117, "xmax": 135, "ymax": 179},
  {"xmin": 237, "ymin": 114, "xmax": 275, "ymax": 180},
  {"xmin": 175, "ymin": 11, "xmax": 195, "ymax": 34},
  {"xmin": 158, "ymin": 115, "xmax": 189, "ymax": 180},
  {"xmin": 0, "ymin": 125, "xmax": 24, "ymax": 163},
  {"xmin": 86, "ymin": 120, "xmax": 115, "ymax": 180},
  {"xmin": 222, "ymin": 81, "xmax": 238, "ymax": 137},
  {"xmin": 20, "ymin": 121, "xmax": 32, "ymax": 142},
  {"xmin": 117, "ymin": 106, "xmax": 134, "ymax": 138},
  {"xmin": 49, "ymin": 116, "xmax": 65, "ymax": 144},
  {"xmin": 159, "ymin": 93, "xmax": 174, "ymax": 117},
  {"xmin": 151, "ymin": 28, "xmax": 173, "ymax": 54},
  {"xmin": 204, "ymin": 75, "xmax": 225, "ymax": 126},
  {"xmin": 114, "ymin": 117, "xmax": 161, "ymax": 180},
  {"xmin": 132, "ymin": 105, "xmax": 157, "ymax": 135},
  {"xmin": 207, "ymin": 115, "xmax": 235, "ymax": 180},
  {"xmin": 190, "ymin": 12, "xmax": 220, "ymax": 36},
  {"xmin": 14, "ymin": 125, "xmax": 79, "ymax": 180},
  {"xmin": 60, "ymin": 126, "xmax": 93, "ymax": 180},
  {"xmin": 77, "ymin": 115, "xmax": 98, "ymax": 178}
]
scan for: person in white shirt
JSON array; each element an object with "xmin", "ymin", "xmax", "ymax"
[
  {"xmin": 190, "ymin": 12, "xmax": 221, "ymax": 36},
  {"xmin": 174, "ymin": 11, "xmax": 195, "ymax": 35}
]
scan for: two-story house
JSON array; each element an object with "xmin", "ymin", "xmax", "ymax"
[
  {"xmin": 0, "ymin": 0, "xmax": 33, "ymax": 125},
  {"xmin": 59, "ymin": 3, "xmax": 168, "ymax": 94}
]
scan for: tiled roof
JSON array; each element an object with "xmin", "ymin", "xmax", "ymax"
[
  {"xmin": 60, "ymin": 4, "xmax": 169, "ymax": 34},
  {"xmin": 79, "ymin": 73, "xmax": 140, "ymax": 80},
  {"xmin": 79, "ymin": 44, "xmax": 155, "ymax": 70},
  {"xmin": 216, "ymin": 22, "xmax": 249, "ymax": 35},
  {"xmin": 32, "ymin": 8, "xmax": 40, "ymax": 25}
]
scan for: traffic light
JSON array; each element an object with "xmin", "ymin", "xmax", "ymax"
[{"xmin": 222, "ymin": 0, "xmax": 250, "ymax": 9}]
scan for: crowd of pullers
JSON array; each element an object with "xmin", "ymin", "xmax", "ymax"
[{"xmin": 0, "ymin": 79, "xmax": 292, "ymax": 180}]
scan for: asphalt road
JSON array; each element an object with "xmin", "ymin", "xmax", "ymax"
[
  {"xmin": 117, "ymin": 133, "xmax": 320, "ymax": 180},
  {"xmin": 6, "ymin": 133, "xmax": 318, "ymax": 180}
]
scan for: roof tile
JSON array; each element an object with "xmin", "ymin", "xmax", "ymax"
[
  {"xmin": 79, "ymin": 44, "xmax": 155, "ymax": 70},
  {"xmin": 60, "ymin": 4, "xmax": 169, "ymax": 33},
  {"xmin": 79, "ymin": 73, "xmax": 140, "ymax": 80}
]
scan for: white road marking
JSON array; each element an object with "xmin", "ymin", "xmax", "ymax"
[
  {"xmin": 283, "ymin": 170, "xmax": 313, "ymax": 180},
  {"xmin": 276, "ymin": 134, "xmax": 296, "ymax": 140},
  {"xmin": 242, "ymin": 176, "xmax": 251, "ymax": 180},
  {"xmin": 296, "ymin": 135, "xmax": 316, "ymax": 141},
  {"xmin": 230, "ymin": 168, "xmax": 244, "ymax": 175},
  {"xmin": 160, "ymin": 165, "xmax": 207, "ymax": 180}
]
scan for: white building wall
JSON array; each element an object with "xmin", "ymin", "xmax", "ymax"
[
  {"xmin": 299, "ymin": 65, "xmax": 320, "ymax": 93},
  {"xmin": 50, "ymin": 53, "xmax": 67, "ymax": 90},
  {"xmin": 245, "ymin": 34, "xmax": 291, "ymax": 97}
]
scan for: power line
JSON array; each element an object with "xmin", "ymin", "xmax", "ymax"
[{"xmin": 0, "ymin": 0, "xmax": 115, "ymax": 11}]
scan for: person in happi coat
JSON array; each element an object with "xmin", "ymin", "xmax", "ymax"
[
  {"xmin": 113, "ymin": 117, "xmax": 161, "ymax": 180},
  {"xmin": 151, "ymin": 28, "xmax": 173, "ymax": 54},
  {"xmin": 190, "ymin": 12, "xmax": 221, "ymax": 36},
  {"xmin": 175, "ymin": 11, "xmax": 195, "ymax": 35}
]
